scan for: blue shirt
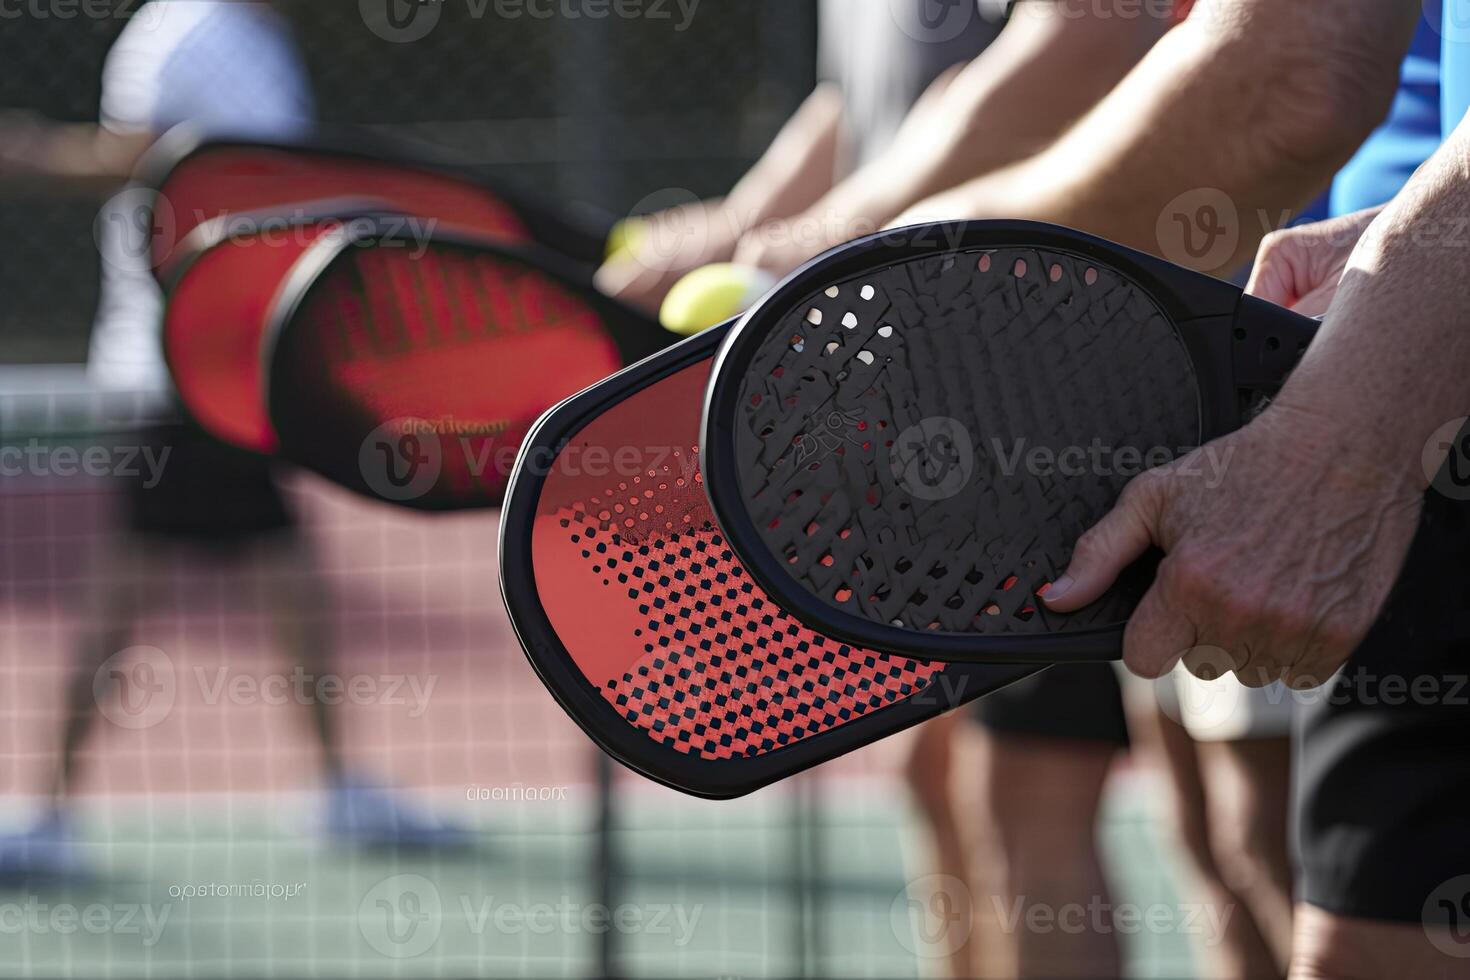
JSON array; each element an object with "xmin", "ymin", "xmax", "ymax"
[{"xmin": 1332, "ymin": 0, "xmax": 1468, "ymax": 213}]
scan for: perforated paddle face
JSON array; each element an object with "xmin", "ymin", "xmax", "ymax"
[
  {"xmin": 268, "ymin": 234, "xmax": 666, "ymax": 510},
  {"xmin": 723, "ymin": 246, "xmax": 1202, "ymax": 644},
  {"xmin": 163, "ymin": 221, "xmax": 345, "ymax": 453},
  {"xmin": 501, "ymin": 327, "xmax": 1039, "ymax": 797},
  {"xmin": 150, "ymin": 143, "xmax": 531, "ymax": 282}
]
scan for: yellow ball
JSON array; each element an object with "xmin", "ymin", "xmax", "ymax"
[
  {"xmin": 604, "ymin": 217, "xmax": 647, "ymax": 263},
  {"xmin": 660, "ymin": 263, "xmax": 777, "ymax": 337}
]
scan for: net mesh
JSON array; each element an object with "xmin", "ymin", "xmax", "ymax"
[
  {"xmin": 0, "ymin": 375, "xmax": 996, "ymax": 978},
  {"xmin": 0, "ymin": 3, "xmax": 1196, "ymax": 976}
]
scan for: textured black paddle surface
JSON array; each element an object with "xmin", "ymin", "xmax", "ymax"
[{"xmin": 733, "ymin": 248, "xmax": 1201, "ymax": 635}]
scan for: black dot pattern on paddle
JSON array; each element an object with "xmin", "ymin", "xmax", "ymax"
[
  {"xmin": 732, "ymin": 248, "xmax": 1201, "ymax": 634},
  {"xmin": 554, "ymin": 488, "xmax": 944, "ymax": 761}
]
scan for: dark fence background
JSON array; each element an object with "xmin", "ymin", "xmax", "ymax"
[{"xmin": 0, "ymin": 0, "xmax": 818, "ymax": 363}]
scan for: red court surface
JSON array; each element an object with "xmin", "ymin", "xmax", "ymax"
[{"xmin": 0, "ymin": 472, "xmax": 895, "ymax": 803}]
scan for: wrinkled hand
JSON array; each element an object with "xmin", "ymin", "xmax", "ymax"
[
  {"xmin": 594, "ymin": 198, "xmax": 741, "ymax": 316},
  {"xmin": 1245, "ymin": 206, "xmax": 1385, "ymax": 316},
  {"xmin": 1043, "ymin": 407, "xmax": 1423, "ymax": 688}
]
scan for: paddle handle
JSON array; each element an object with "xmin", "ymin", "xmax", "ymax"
[{"xmin": 1232, "ymin": 295, "xmax": 1321, "ymax": 395}]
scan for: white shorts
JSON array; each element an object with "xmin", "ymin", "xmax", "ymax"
[{"xmin": 1156, "ymin": 664, "xmax": 1296, "ymax": 741}]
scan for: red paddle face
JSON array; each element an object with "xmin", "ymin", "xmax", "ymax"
[
  {"xmin": 163, "ymin": 222, "xmax": 347, "ymax": 453},
  {"xmin": 528, "ymin": 357, "xmax": 950, "ymax": 761},
  {"xmin": 268, "ymin": 239, "xmax": 632, "ymax": 508},
  {"xmin": 151, "ymin": 144, "xmax": 531, "ymax": 282}
]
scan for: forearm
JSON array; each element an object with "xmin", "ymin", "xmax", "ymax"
[
  {"xmin": 0, "ymin": 114, "xmax": 152, "ymax": 193},
  {"xmin": 922, "ymin": 0, "xmax": 1417, "ymax": 272},
  {"xmin": 830, "ymin": 0, "xmax": 1170, "ymax": 224},
  {"xmin": 1273, "ymin": 121, "xmax": 1470, "ymax": 486},
  {"xmin": 721, "ymin": 82, "xmax": 844, "ymax": 233}
]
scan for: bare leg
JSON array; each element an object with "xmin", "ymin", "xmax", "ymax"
[
  {"xmin": 258, "ymin": 530, "xmax": 343, "ymax": 783},
  {"xmin": 1126, "ymin": 700, "xmax": 1281, "ymax": 979},
  {"xmin": 1198, "ymin": 738, "xmax": 1294, "ymax": 974},
  {"xmin": 51, "ymin": 536, "xmax": 166, "ymax": 807},
  {"xmin": 976, "ymin": 732, "xmax": 1119, "ymax": 979},
  {"xmin": 903, "ymin": 712, "xmax": 978, "ymax": 979},
  {"xmin": 1291, "ymin": 905, "xmax": 1465, "ymax": 980},
  {"xmin": 969, "ymin": 733, "xmax": 1014, "ymax": 980}
]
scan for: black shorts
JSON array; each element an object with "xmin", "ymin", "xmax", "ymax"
[
  {"xmin": 1295, "ymin": 490, "xmax": 1470, "ymax": 923},
  {"xmin": 969, "ymin": 662, "xmax": 1130, "ymax": 747},
  {"xmin": 126, "ymin": 423, "xmax": 295, "ymax": 542}
]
